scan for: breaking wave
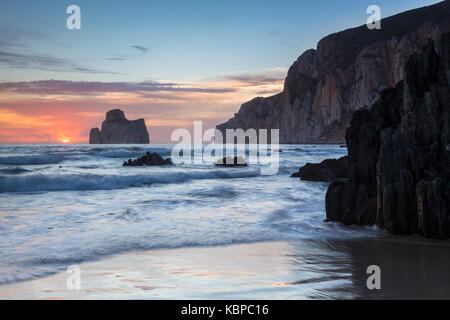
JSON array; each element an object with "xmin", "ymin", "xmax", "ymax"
[
  {"xmin": 0, "ymin": 155, "xmax": 66, "ymax": 165},
  {"xmin": 0, "ymin": 169, "xmax": 260, "ymax": 193}
]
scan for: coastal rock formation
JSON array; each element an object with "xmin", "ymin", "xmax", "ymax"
[
  {"xmin": 89, "ymin": 109, "xmax": 150, "ymax": 144},
  {"xmin": 215, "ymin": 156, "xmax": 248, "ymax": 167},
  {"xmin": 326, "ymin": 33, "xmax": 450, "ymax": 239},
  {"xmin": 291, "ymin": 156, "xmax": 348, "ymax": 182},
  {"xmin": 216, "ymin": 94, "xmax": 281, "ymax": 140},
  {"xmin": 123, "ymin": 152, "xmax": 172, "ymax": 167},
  {"xmin": 217, "ymin": 1, "xmax": 450, "ymax": 143}
]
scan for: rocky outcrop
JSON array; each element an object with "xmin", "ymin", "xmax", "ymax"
[
  {"xmin": 326, "ymin": 33, "xmax": 450, "ymax": 239},
  {"xmin": 89, "ymin": 109, "xmax": 150, "ymax": 144},
  {"xmin": 216, "ymin": 94, "xmax": 281, "ymax": 140},
  {"xmin": 291, "ymin": 156, "xmax": 348, "ymax": 182},
  {"xmin": 217, "ymin": 1, "xmax": 450, "ymax": 143},
  {"xmin": 215, "ymin": 156, "xmax": 248, "ymax": 167},
  {"xmin": 123, "ymin": 152, "xmax": 172, "ymax": 166}
]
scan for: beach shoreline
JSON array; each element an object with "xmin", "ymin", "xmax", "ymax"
[{"xmin": 2, "ymin": 237, "xmax": 450, "ymax": 300}]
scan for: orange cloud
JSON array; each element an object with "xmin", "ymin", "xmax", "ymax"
[
  {"xmin": 0, "ymin": 69, "xmax": 286, "ymax": 143},
  {"xmin": 0, "ymin": 108, "xmax": 89, "ymax": 144}
]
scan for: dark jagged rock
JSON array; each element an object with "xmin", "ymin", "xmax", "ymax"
[
  {"xmin": 90, "ymin": 109, "xmax": 150, "ymax": 144},
  {"xmin": 291, "ymin": 156, "xmax": 348, "ymax": 182},
  {"xmin": 325, "ymin": 179, "xmax": 349, "ymax": 222},
  {"xmin": 215, "ymin": 156, "xmax": 248, "ymax": 167},
  {"xmin": 326, "ymin": 33, "xmax": 450, "ymax": 239},
  {"xmin": 217, "ymin": 1, "xmax": 450, "ymax": 144},
  {"xmin": 123, "ymin": 152, "xmax": 173, "ymax": 167},
  {"xmin": 290, "ymin": 172, "xmax": 301, "ymax": 178}
]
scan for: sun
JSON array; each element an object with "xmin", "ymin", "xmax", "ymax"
[{"xmin": 60, "ymin": 138, "xmax": 71, "ymax": 144}]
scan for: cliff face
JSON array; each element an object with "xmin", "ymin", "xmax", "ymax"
[
  {"xmin": 216, "ymin": 93, "xmax": 281, "ymax": 135},
  {"xmin": 89, "ymin": 109, "xmax": 150, "ymax": 144},
  {"xmin": 326, "ymin": 33, "xmax": 450, "ymax": 239},
  {"xmin": 217, "ymin": 1, "xmax": 450, "ymax": 143}
]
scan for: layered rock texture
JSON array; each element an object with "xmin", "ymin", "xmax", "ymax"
[
  {"xmin": 215, "ymin": 156, "xmax": 248, "ymax": 168},
  {"xmin": 123, "ymin": 152, "xmax": 172, "ymax": 167},
  {"xmin": 291, "ymin": 156, "xmax": 348, "ymax": 182},
  {"xmin": 217, "ymin": 1, "xmax": 450, "ymax": 143},
  {"xmin": 89, "ymin": 109, "xmax": 150, "ymax": 144},
  {"xmin": 326, "ymin": 33, "xmax": 450, "ymax": 239}
]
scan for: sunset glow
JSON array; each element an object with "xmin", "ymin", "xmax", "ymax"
[
  {"xmin": 0, "ymin": 77, "xmax": 284, "ymax": 143},
  {"xmin": 0, "ymin": 0, "xmax": 438, "ymax": 143}
]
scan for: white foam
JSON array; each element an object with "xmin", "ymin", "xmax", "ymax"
[
  {"xmin": 0, "ymin": 169, "xmax": 260, "ymax": 192},
  {"xmin": 0, "ymin": 155, "xmax": 66, "ymax": 165}
]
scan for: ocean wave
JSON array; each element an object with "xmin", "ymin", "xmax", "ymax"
[
  {"xmin": 0, "ymin": 167, "xmax": 32, "ymax": 175},
  {"xmin": 0, "ymin": 169, "xmax": 260, "ymax": 193},
  {"xmin": 0, "ymin": 235, "xmax": 269, "ymax": 285},
  {"xmin": 187, "ymin": 185, "xmax": 239, "ymax": 198},
  {"xmin": 88, "ymin": 147, "xmax": 172, "ymax": 159},
  {"xmin": 90, "ymin": 149, "xmax": 143, "ymax": 158},
  {"xmin": 0, "ymin": 155, "xmax": 66, "ymax": 165}
]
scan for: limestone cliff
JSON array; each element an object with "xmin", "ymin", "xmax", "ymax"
[
  {"xmin": 217, "ymin": 1, "xmax": 450, "ymax": 143},
  {"xmin": 89, "ymin": 109, "xmax": 150, "ymax": 144},
  {"xmin": 326, "ymin": 33, "xmax": 450, "ymax": 239}
]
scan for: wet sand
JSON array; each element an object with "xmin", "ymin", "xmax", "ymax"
[{"xmin": 1, "ymin": 238, "xmax": 450, "ymax": 300}]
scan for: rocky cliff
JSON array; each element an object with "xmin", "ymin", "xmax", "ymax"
[
  {"xmin": 89, "ymin": 109, "xmax": 150, "ymax": 144},
  {"xmin": 326, "ymin": 33, "xmax": 450, "ymax": 239},
  {"xmin": 217, "ymin": 1, "xmax": 450, "ymax": 143}
]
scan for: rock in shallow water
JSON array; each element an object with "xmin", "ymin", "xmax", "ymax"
[
  {"xmin": 291, "ymin": 156, "xmax": 348, "ymax": 182},
  {"xmin": 215, "ymin": 156, "xmax": 248, "ymax": 167},
  {"xmin": 123, "ymin": 152, "xmax": 173, "ymax": 167}
]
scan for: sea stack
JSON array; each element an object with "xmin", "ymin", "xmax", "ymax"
[{"xmin": 89, "ymin": 109, "xmax": 150, "ymax": 144}]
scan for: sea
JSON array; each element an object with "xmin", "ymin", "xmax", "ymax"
[{"xmin": 0, "ymin": 144, "xmax": 387, "ymax": 293}]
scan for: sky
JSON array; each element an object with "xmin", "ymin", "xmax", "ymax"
[{"xmin": 0, "ymin": 0, "xmax": 442, "ymax": 143}]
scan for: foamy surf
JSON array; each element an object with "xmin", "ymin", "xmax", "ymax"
[
  {"xmin": 0, "ymin": 169, "xmax": 261, "ymax": 193},
  {"xmin": 0, "ymin": 154, "xmax": 67, "ymax": 165},
  {"xmin": 0, "ymin": 143, "xmax": 379, "ymax": 286}
]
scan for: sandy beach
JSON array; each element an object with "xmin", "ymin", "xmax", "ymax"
[{"xmin": 2, "ymin": 238, "xmax": 450, "ymax": 300}]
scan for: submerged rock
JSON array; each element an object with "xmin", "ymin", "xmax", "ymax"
[
  {"xmin": 326, "ymin": 33, "xmax": 450, "ymax": 239},
  {"xmin": 291, "ymin": 156, "xmax": 348, "ymax": 182},
  {"xmin": 90, "ymin": 109, "xmax": 150, "ymax": 144},
  {"xmin": 123, "ymin": 152, "xmax": 172, "ymax": 167},
  {"xmin": 215, "ymin": 156, "xmax": 248, "ymax": 167}
]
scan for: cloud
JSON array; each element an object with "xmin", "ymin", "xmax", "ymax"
[
  {"xmin": 0, "ymin": 66, "xmax": 288, "ymax": 143},
  {"xmin": 107, "ymin": 45, "xmax": 151, "ymax": 61},
  {"xmin": 0, "ymin": 25, "xmax": 49, "ymax": 49},
  {"xmin": 0, "ymin": 80, "xmax": 236, "ymax": 96},
  {"xmin": 0, "ymin": 109, "xmax": 55, "ymax": 129},
  {"xmin": 0, "ymin": 99, "xmax": 237, "ymax": 144},
  {"xmin": 130, "ymin": 45, "xmax": 149, "ymax": 54},
  {"xmin": 0, "ymin": 51, "xmax": 121, "ymax": 74},
  {"xmin": 107, "ymin": 56, "xmax": 127, "ymax": 61},
  {"xmin": 220, "ymin": 67, "xmax": 287, "ymax": 86},
  {"xmin": 0, "ymin": 24, "xmax": 101, "ymax": 74}
]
